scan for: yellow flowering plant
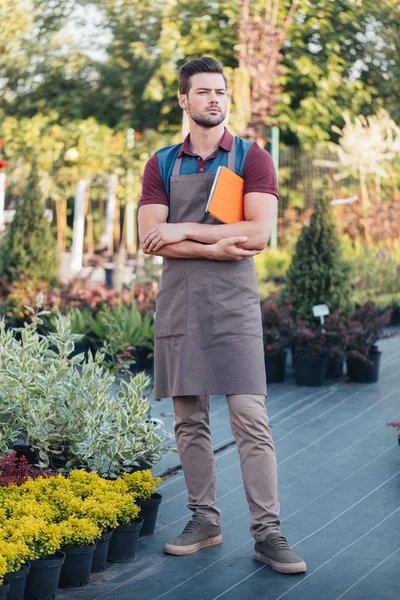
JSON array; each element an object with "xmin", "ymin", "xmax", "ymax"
[
  {"xmin": 58, "ymin": 517, "xmax": 101, "ymax": 547},
  {"xmin": 94, "ymin": 489, "xmax": 140, "ymax": 526},
  {"xmin": 68, "ymin": 470, "xmax": 109, "ymax": 499},
  {"xmin": 0, "ymin": 554, "xmax": 7, "ymax": 587},
  {"xmin": 121, "ymin": 470, "xmax": 162, "ymax": 500},
  {"xmin": 0, "ymin": 539, "xmax": 30, "ymax": 574},
  {"xmin": 4, "ymin": 516, "xmax": 62, "ymax": 560},
  {"xmin": 77, "ymin": 496, "xmax": 119, "ymax": 531},
  {"xmin": 8, "ymin": 498, "xmax": 55, "ymax": 523}
]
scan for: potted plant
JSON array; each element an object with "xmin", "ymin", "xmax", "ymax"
[
  {"xmin": 5, "ymin": 516, "xmax": 65, "ymax": 600},
  {"xmin": 0, "ymin": 451, "xmax": 57, "ymax": 486},
  {"xmin": 58, "ymin": 516, "xmax": 101, "ymax": 588},
  {"xmin": 88, "ymin": 304, "xmax": 155, "ymax": 375},
  {"xmin": 260, "ymin": 297, "xmax": 291, "ymax": 383},
  {"xmin": 323, "ymin": 311, "xmax": 349, "ymax": 379},
  {"xmin": 345, "ymin": 302, "xmax": 395, "ymax": 383},
  {"xmin": 0, "ymin": 539, "xmax": 31, "ymax": 600},
  {"xmin": 120, "ymin": 470, "xmax": 163, "ymax": 537},
  {"xmin": 0, "ymin": 295, "xmax": 173, "ymax": 477},
  {"xmin": 292, "ymin": 318, "xmax": 328, "ymax": 386},
  {"xmin": 71, "ymin": 481, "xmax": 119, "ymax": 573},
  {"xmin": 106, "ymin": 485, "xmax": 143, "ymax": 563}
]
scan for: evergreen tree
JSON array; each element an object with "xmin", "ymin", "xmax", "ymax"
[
  {"xmin": 280, "ymin": 195, "xmax": 353, "ymax": 322},
  {"xmin": 0, "ymin": 162, "xmax": 59, "ymax": 286}
]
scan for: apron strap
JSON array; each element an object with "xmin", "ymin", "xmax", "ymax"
[
  {"xmin": 227, "ymin": 137, "xmax": 236, "ymax": 172},
  {"xmin": 171, "ymin": 136, "xmax": 236, "ymax": 177},
  {"xmin": 172, "ymin": 155, "xmax": 183, "ymax": 177}
]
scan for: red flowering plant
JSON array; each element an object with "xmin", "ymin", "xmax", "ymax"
[
  {"xmin": 344, "ymin": 301, "xmax": 395, "ymax": 365},
  {"xmin": 0, "ymin": 451, "xmax": 57, "ymax": 487},
  {"xmin": 0, "ymin": 276, "xmax": 158, "ymax": 327},
  {"xmin": 323, "ymin": 309, "xmax": 349, "ymax": 363},
  {"xmin": 292, "ymin": 317, "xmax": 327, "ymax": 358},
  {"xmin": 260, "ymin": 295, "xmax": 292, "ymax": 355}
]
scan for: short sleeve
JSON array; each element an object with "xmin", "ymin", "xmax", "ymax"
[
  {"xmin": 242, "ymin": 143, "xmax": 279, "ymax": 199},
  {"xmin": 139, "ymin": 153, "xmax": 169, "ymax": 208}
]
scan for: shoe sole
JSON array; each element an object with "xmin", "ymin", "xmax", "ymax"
[
  {"xmin": 165, "ymin": 535, "xmax": 223, "ymax": 556},
  {"xmin": 253, "ymin": 550, "xmax": 307, "ymax": 574}
]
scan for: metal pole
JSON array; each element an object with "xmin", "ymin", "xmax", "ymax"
[
  {"xmin": 269, "ymin": 126, "xmax": 279, "ymax": 248},
  {"xmin": 126, "ymin": 128, "xmax": 135, "ymax": 252},
  {"xmin": 71, "ymin": 179, "xmax": 87, "ymax": 275},
  {"xmin": 102, "ymin": 174, "xmax": 117, "ymax": 253}
]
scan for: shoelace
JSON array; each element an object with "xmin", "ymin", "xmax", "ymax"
[
  {"xmin": 269, "ymin": 535, "xmax": 290, "ymax": 550},
  {"xmin": 183, "ymin": 520, "xmax": 203, "ymax": 534}
]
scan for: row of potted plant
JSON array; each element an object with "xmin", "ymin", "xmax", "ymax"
[
  {"xmin": 261, "ymin": 298, "xmax": 395, "ymax": 386},
  {"xmin": 0, "ymin": 295, "xmax": 174, "ymax": 476},
  {"xmin": 0, "ymin": 276, "xmax": 158, "ymax": 324},
  {"xmin": 0, "ymin": 460, "xmax": 162, "ymax": 598}
]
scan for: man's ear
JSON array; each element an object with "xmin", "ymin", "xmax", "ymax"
[{"xmin": 179, "ymin": 94, "xmax": 188, "ymax": 112}]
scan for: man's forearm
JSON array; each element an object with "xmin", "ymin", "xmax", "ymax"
[
  {"xmin": 186, "ymin": 221, "xmax": 268, "ymax": 250},
  {"xmin": 145, "ymin": 239, "xmax": 215, "ymax": 259}
]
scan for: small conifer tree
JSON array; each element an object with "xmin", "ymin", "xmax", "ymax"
[
  {"xmin": 0, "ymin": 162, "xmax": 59, "ymax": 286},
  {"xmin": 280, "ymin": 195, "xmax": 353, "ymax": 322}
]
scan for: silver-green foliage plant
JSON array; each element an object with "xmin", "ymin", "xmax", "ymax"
[{"xmin": 0, "ymin": 294, "xmax": 173, "ymax": 477}]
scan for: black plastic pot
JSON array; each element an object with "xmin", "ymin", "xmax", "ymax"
[
  {"xmin": 326, "ymin": 356, "xmax": 344, "ymax": 379},
  {"xmin": 5, "ymin": 562, "xmax": 30, "ymax": 600},
  {"xmin": 129, "ymin": 348, "xmax": 154, "ymax": 374},
  {"xmin": 24, "ymin": 551, "xmax": 65, "ymax": 600},
  {"xmin": 294, "ymin": 352, "xmax": 328, "ymax": 386},
  {"xmin": 264, "ymin": 351, "xmax": 287, "ymax": 383},
  {"xmin": 91, "ymin": 530, "xmax": 113, "ymax": 573},
  {"xmin": 0, "ymin": 578, "xmax": 10, "ymax": 599},
  {"xmin": 137, "ymin": 493, "xmax": 162, "ymax": 536},
  {"xmin": 107, "ymin": 518, "xmax": 143, "ymax": 563},
  {"xmin": 347, "ymin": 350, "xmax": 382, "ymax": 383},
  {"xmin": 58, "ymin": 543, "xmax": 97, "ymax": 588}
]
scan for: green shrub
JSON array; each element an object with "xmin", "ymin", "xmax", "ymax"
[
  {"xmin": 0, "ymin": 162, "xmax": 59, "ymax": 287},
  {"xmin": 280, "ymin": 196, "xmax": 353, "ymax": 322}
]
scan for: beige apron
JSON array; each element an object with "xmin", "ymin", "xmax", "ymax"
[{"xmin": 154, "ymin": 140, "xmax": 266, "ymax": 400}]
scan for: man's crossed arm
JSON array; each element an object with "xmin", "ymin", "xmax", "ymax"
[{"xmin": 138, "ymin": 192, "xmax": 277, "ymax": 261}]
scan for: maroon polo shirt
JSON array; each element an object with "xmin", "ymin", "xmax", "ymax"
[{"xmin": 139, "ymin": 128, "xmax": 279, "ymax": 208}]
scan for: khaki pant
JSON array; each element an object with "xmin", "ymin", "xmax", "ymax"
[{"xmin": 173, "ymin": 394, "xmax": 281, "ymax": 542}]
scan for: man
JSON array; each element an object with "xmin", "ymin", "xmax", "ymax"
[{"xmin": 138, "ymin": 57, "xmax": 306, "ymax": 574}]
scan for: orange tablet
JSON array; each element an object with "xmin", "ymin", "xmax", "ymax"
[{"xmin": 205, "ymin": 166, "xmax": 244, "ymax": 224}]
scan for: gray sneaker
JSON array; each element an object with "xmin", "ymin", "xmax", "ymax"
[
  {"xmin": 254, "ymin": 533, "xmax": 306, "ymax": 574},
  {"xmin": 164, "ymin": 519, "xmax": 222, "ymax": 556}
]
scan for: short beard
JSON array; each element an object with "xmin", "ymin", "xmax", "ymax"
[{"xmin": 187, "ymin": 103, "xmax": 226, "ymax": 129}]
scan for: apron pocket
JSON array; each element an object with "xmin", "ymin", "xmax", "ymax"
[
  {"xmin": 212, "ymin": 275, "xmax": 262, "ymax": 338},
  {"xmin": 155, "ymin": 275, "xmax": 187, "ymax": 339}
]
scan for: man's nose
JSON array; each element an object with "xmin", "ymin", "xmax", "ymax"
[{"xmin": 209, "ymin": 91, "xmax": 218, "ymax": 103}]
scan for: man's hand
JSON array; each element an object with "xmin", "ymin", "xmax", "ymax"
[
  {"xmin": 209, "ymin": 236, "xmax": 262, "ymax": 261},
  {"xmin": 142, "ymin": 223, "xmax": 189, "ymax": 253}
]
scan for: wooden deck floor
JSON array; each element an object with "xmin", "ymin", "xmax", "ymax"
[{"xmin": 58, "ymin": 331, "xmax": 400, "ymax": 600}]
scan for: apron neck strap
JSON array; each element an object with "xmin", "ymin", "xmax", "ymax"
[
  {"xmin": 172, "ymin": 154, "xmax": 182, "ymax": 177},
  {"xmin": 171, "ymin": 136, "xmax": 237, "ymax": 177},
  {"xmin": 227, "ymin": 137, "xmax": 236, "ymax": 172}
]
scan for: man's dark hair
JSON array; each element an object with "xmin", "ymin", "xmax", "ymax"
[{"xmin": 179, "ymin": 57, "xmax": 227, "ymax": 95}]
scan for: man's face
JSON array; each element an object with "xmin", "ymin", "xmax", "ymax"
[{"xmin": 180, "ymin": 72, "xmax": 228, "ymax": 129}]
